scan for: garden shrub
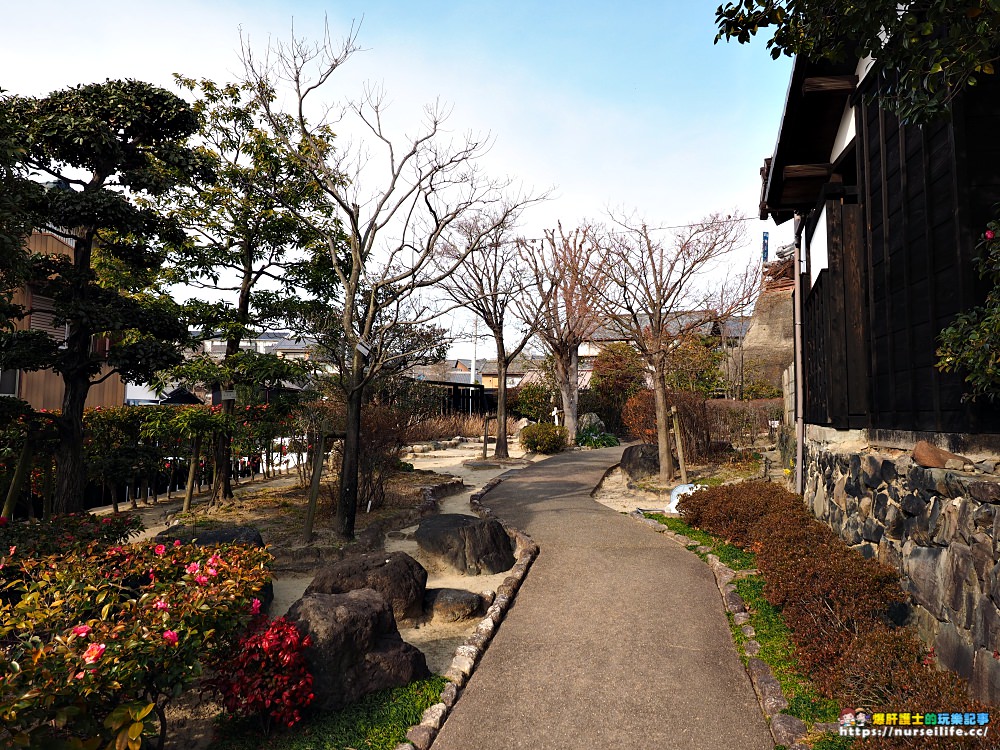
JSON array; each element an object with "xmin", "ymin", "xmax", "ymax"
[
  {"xmin": 519, "ymin": 423, "xmax": 568, "ymax": 454},
  {"xmin": 575, "ymin": 427, "xmax": 619, "ymax": 448},
  {"xmin": 675, "ymin": 480, "xmax": 991, "ymax": 745},
  {"xmin": 206, "ymin": 616, "xmax": 314, "ymax": 731},
  {"xmin": 0, "ymin": 516, "xmax": 272, "ymax": 750},
  {"xmin": 507, "ymin": 383, "xmax": 556, "ymax": 422}
]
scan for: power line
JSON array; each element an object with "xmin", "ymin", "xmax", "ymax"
[{"xmin": 516, "ymin": 215, "xmax": 760, "ymax": 245}]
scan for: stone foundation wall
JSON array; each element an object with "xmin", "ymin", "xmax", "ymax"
[{"xmin": 803, "ymin": 438, "xmax": 1000, "ymax": 703}]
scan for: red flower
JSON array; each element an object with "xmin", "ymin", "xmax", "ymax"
[
  {"xmin": 250, "ymin": 598, "xmax": 262, "ymax": 615},
  {"xmin": 82, "ymin": 643, "xmax": 106, "ymax": 664},
  {"xmin": 72, "ymin": 624, "xmax": 91, "ymax": 637},
  {"xmin": 987, "ymin": 230, "xmax": 996, "ymax": 240},
  {"xmin": 154, "ymin": 544, "xmax": 166, "ymax": 556},
  {"xmin": 163, "ymin": 630, "xmax": 179, "ymax": 645}
]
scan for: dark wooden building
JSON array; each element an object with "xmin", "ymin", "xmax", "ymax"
[{"xmin": 762, "ymin": 56, "xmax": 1000, "ymax": 437}]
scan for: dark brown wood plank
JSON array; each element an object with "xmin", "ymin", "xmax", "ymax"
[
  {"xmin": 783, "ymin": 163, "xmax": 833, "ymax": 180},
  {"xmin": 802, "ymin": 75, "xmax": 859, "ymax": 94}
]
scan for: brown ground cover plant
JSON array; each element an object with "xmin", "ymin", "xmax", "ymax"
[{"xmin": 677, "ymin": 482, "xmax": 997, "ymax": 748}]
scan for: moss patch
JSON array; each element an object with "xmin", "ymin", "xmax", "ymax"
[{"xmin": 214, "ymin": 676, "xmax": 448, "ymax": 750}]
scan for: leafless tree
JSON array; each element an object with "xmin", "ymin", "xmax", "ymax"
[
  {"xmin": 520, "ymin": 224, "xmax": 608, "ymax": 442},
  {"xmin": 597, "ymin": 212, "xmax": 757, "ymax": 483},
  {"xmin": 438, "ymin": 214, "xmax": 549, "ymax": 458},
  {"xmin": 242, "ymin": 27, "xmax": 537, "ymax": 537}
]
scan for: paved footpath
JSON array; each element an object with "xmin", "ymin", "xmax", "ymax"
[{"xmin": 433, "ymin": 446, "xmax": 772, "ymax": 750}]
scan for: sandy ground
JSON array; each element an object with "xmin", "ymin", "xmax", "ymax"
[
  {"xmin": 269, "ymin": 440, "xmax": 540, "ymax": 673},
  {"xmin": 590, "ymin": 466, "xmax": 671, "ymax": 514}
]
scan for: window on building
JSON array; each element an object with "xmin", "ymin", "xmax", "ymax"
[
  {"xmin": 0, "ymin": 369, "xmax": 18, "ymax": 397},
  {"xmin": 29, "ymin": 292, "xmax": 68, "ymax": 343}
]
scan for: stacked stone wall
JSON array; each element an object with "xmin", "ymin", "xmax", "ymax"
[{"xmin": 804, "ymin": 442, "xmax": 1000, "ymax": 702}]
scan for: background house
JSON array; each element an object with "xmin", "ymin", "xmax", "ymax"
[{"xmin": 1, "ymin": 231, "xmax": 124, "ymax": 411}]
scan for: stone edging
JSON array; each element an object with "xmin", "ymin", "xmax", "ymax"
[
  {"xmin": 396, "ymin": 475, "xmax": 540, "ymax": 750},
  {"xmin": 626, "ymin": 510, "xmax": 812, "ymax": 750}
]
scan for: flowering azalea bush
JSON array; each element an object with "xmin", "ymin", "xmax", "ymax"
[
  {"xmin": 0, "ymin": 511, "xmax": 142, "ymax": 557},
  {"xmin": 937, "ymin": 218, "xmax": 1000, "ymax": 401},
  {"xmin": 205, "ymin": 616, "xmax": 314, "ymax": 731},
  {"xmin": 0, "ymin": 516, "xmax": 272, "ymax": 750}
]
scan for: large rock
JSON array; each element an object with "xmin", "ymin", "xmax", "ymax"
[
  {"xmin": 620, "ymin": 443, "xmax": 661, "ymax": 485},
  {"xmin": 414, "ymin": 514, "xmax": 514, "ymax": 575},
  {"xmin": 913, "ymin": 440, "xmax": 970, "ymax": 469},
  {"xmin": 577, "ymin": 412, "xmax": 606, "ymax": 434},
  {"xmin": 305, "ymin": 551, "xmax": 427, "ymax": 623},
  {"xmin": 424, "ymin": 588, "xmax": 483, "ymax": 622},
  {"xmin": 156, "ymin": 523, "xmax": 264, "ymax": 547},
  {"xmin": 287, "ymin": 590, "xmax": 430, "ymax": 710}
]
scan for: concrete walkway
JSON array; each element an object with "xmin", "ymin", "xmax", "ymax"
[{"xmin": 433, "ymin": 446, "xmax": 772, "ymax": 750}]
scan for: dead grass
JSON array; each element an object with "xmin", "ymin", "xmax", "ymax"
[{"xmin": 172, "ymin": 469, "xmax": 457, "ymax": 552}]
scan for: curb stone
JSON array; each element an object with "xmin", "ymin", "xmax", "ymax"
[
  {"xmin": 400, "ymin": 475, "xmax": 540, "ymax": 749},
  {"xmin": 626, "ymin": 510, "xmax": 810, "ymax": 749}
]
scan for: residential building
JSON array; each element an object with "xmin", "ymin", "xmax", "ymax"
[{"xmin": 1, "ymin": 231, "xmax": 124, "ymax": 411}]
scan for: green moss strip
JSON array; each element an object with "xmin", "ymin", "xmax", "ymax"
[
  {"xmin": 214, "ymin": 676, "xmax": 449, "ymax": 750},
  {"xmin": 645, "ymin": 513, "xmax": 842, "ymax": 731},
  {"xmin": 644, "ymin": 513, "xmax": 756, "ymax": 571}
]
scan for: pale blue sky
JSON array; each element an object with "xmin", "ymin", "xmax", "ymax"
[{"xmin": 3, "ymin": 1, "xmax": 795, "ymax": 352}]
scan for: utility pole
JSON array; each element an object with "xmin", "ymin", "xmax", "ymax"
[{"xmin": 470, "ymin": 318, "xmax": 478, "ymax": 414}]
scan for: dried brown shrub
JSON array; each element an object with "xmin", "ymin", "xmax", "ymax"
[{"xmin": 676, "ymin": 480, "xmax": 988, "ymax": 726}]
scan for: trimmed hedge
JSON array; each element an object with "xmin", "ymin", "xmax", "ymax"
[{"xmin": 677, "ymin": 482, "xmax": 996, "ymax": 749}]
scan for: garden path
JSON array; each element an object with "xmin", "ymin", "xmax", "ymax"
[{"xmin": 432, "ymin": 446, "xmax": 772, "ymax": 750}]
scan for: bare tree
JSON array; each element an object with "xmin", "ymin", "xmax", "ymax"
[
  {"xmin": 439, "ymin": 214, "xmax": 549, "ymax": 458},
  {"xmin": 520, "ymin": 224, "xmax": 608, "ymax": 442},
  {"xmin": 242, "ymin": 28, "xmax": 536, "ymax": 537},
  {"xmin": 598, "ymin": 212, "xmax": 757, "ymax": 484}
]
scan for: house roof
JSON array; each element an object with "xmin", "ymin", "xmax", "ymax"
[
  {"xmin": 759, "ymin": 56, "xmax": 858, "ymax": 224},
  {"xmin": 479, "ymin": 354, "xmax": 545, "ymax": 377}
]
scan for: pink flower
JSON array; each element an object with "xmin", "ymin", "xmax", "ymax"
[
  {"xmin": 72, "ymin": 624, "xmax": 91, "ymax": 637},
  {"xmin": 82, "ymin": 643, "xmax": 106, "ymax": 664},
  {"xmin": 162, "ymin": 630, "xmax": 179, "ymax": 645},
  {"xmin": 153, "ymin": 599, "xmax": 170, "ymax": 611},
  {"xmin": 173, "ymin": 540, "xmax": 182, "ymax": 547},
  {"xmin": 250, "ymin": 598, "xmax": 262, "ymax": 615},
  {"xmin": 207, "ymin": 554, "xmax": 222, "ymax": 566},
  {"xmin": 8, "ymin": 546, "xmax": 14, "ymax": 556},
  {"xmin": 195, "ymin": 574, "xmax": 209, "ymax": 585},
  {"xmin": 0, "ymin": 516, "xmax": 8, "ymax": 528},
  {"xmin": 154, "ymin": 544, "xmax": 166, "ymax": 556},
  {"xmin": 207, "ymin": 567, "xmax": 217, "ymax": 577},
  {"xmin": 987, "ymin": 230, "xmax": 996, "ymax": 240},
  {"xmin": 185, "ymin": 562, "xmax": 200, "ymax": 575}
]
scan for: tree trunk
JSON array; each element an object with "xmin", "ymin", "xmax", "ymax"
[
  {"xmin": 53, "ymin": 376, "xmax": 90, "ymax": 514},
  {"xmin": 554, "ymin": 346, "xmax": 580, "ymax": 443},
  {"xmin": 1, "ymin": 431, "xmax": 35, "ymax": 519},
  {"xmin": 211, "ymin": 397, "xmax": 235, "ymax": 505},
  {"xmin": 337, "ymin": 365, "xmax": 364, "ymax": 539},
  {"xmin": 494, "ymin": 356, "xmax": 510, "ymax": 459},
  {"xmin": 653, "ymin": 360, "xmax": 676, "ymax": 485},
  {"xmin": 183, "ymin": 434, "xmax": 201, "ymax": 513},
  {"xmin": 303, "ymin": 430, "xmax": 327, "ymax": 542}
]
